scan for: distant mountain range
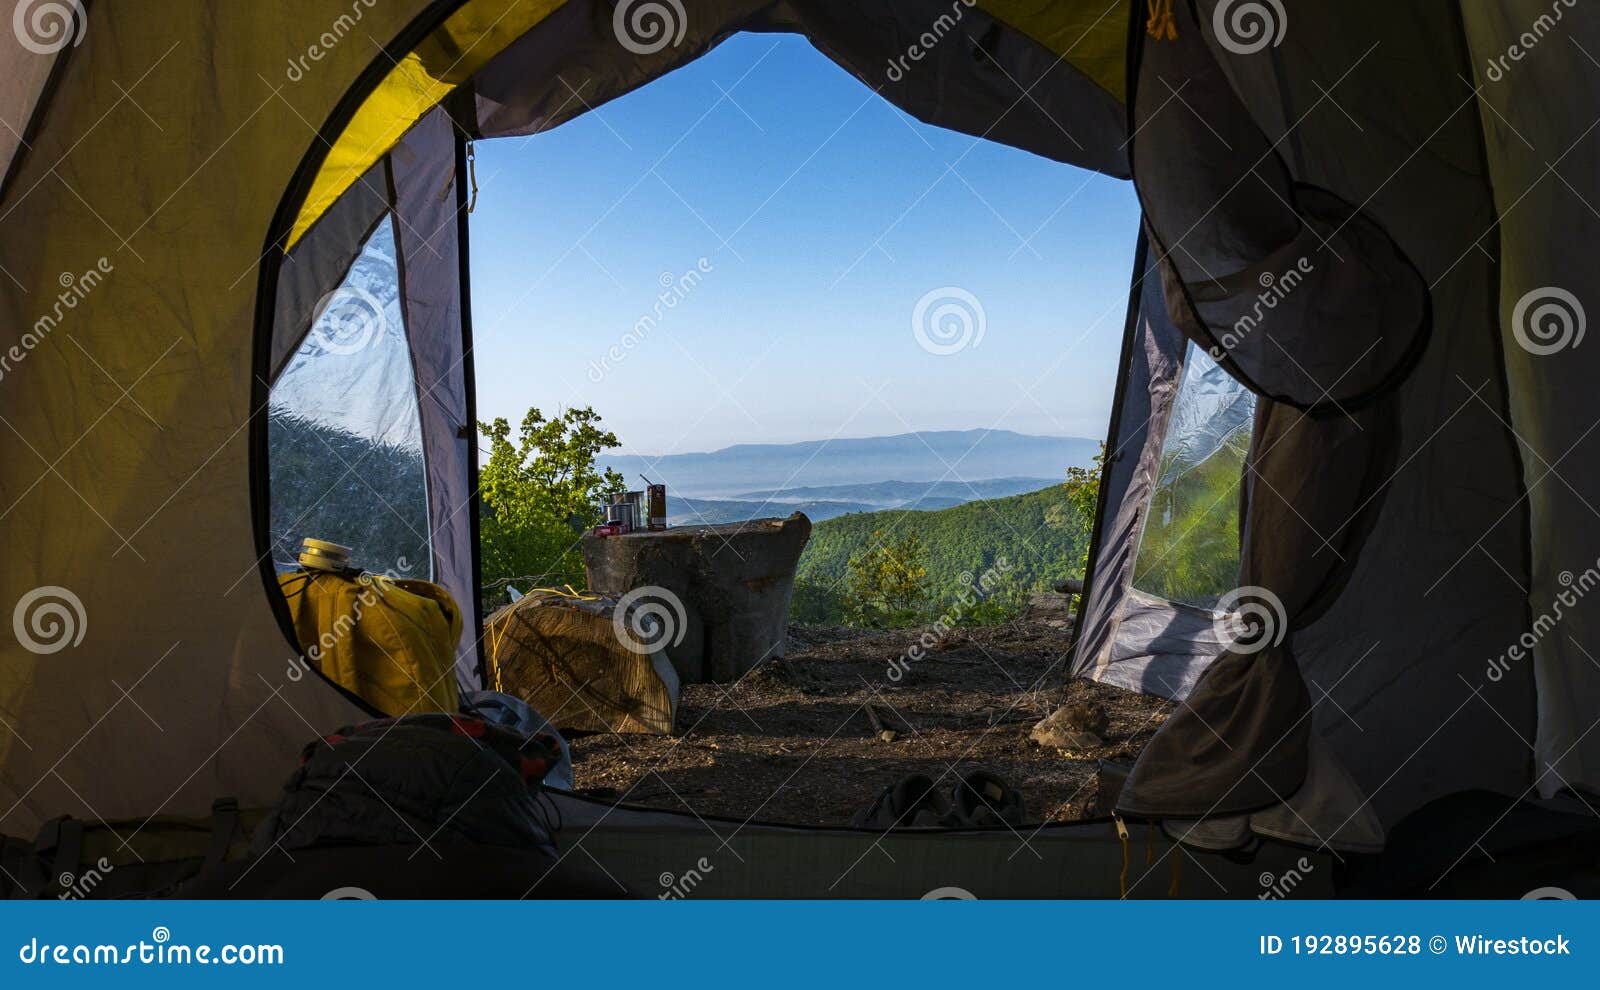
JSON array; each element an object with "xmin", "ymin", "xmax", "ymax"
[
  {"xmin": 670, "ymin": 496, "xmax": 874, "ymax": 526},
  {"xmin": 601, "ymin": 430, "xmax": 1096, "ymax": 499},
  {"xmin": 668, "ymin": 477, "xmax": 1061, "ymax": 525},
  {"xmin": 732, "ymin": 477, "xmax": 1057, "ymax": 506}
]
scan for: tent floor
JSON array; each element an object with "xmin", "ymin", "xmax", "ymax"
[
  {"xmin": 566, "ymin": 619, "xmax": 1172, "ymax": 826},
  {"xmin": 540, "ymin": 793, "xmax": 1331, "ymax": 898}
]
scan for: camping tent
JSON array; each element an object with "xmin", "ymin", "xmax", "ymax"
[{"xmin": 0, "ymin": 0, "xmax": 1595, "ymax": 895}]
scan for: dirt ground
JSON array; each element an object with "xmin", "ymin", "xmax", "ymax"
[{"xmin": 567, "ymin": 602, "xmax": 1172, "ymax": 826}]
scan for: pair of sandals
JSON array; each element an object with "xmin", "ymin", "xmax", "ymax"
[{"xmin": 851, "ymin": 770, "xmax": 1026, "ymax": 830}]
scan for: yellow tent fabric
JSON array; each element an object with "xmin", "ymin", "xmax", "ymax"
[
  {"xmin": 278, "ymin": 572, "xmax": 463, "ymax": 717},
  {"xmin": 0, "ymin": 1, "xmax": 432, "ymax": 833},
  {"xmin": 289, "ymin": 0, "xmax": 564, "ymax": 247}
]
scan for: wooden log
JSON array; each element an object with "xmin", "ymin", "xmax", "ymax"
[
  {"xmin": 484, "ymin": 592, "xmax": 680, "ymax": 735},
  {"xmin": 581, "ymin": 513, "xmax": 812, "ymax": 683}
]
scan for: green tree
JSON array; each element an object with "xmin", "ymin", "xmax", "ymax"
[
  {"xmin": 478, "ymin": 406, "xmax": 626, "ymax": 600},
  {"xmin": 1060, "ymin": 443, "xmax": 1107, "ymax": 576},
  {"xmin": 844, "ymin": 530, "xmax": 929, "ymax": 628},
  {"xmin": 952, "ymin": 570, "xmax": 1030, "ymax": 627},
  {"xmin": 788, "ymin": 578, "xmax": 848, "ymax": 625}
]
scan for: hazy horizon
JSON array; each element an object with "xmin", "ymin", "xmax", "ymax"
[{"xmin": 594, "ymin": 425, "xmax": 1098, "ymax": 459}]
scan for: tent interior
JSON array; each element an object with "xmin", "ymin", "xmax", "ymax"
[{"xmin": 2, "ymin": 0, "xmax": 1599, "ymax": 897}]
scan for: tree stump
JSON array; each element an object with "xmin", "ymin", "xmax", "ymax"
[
  {"xmin": 485, "ymin": 592, "xmax": 680, "ymax": 735},
  {"xmin": 581, "ymin": 513, "xmax": 812, "ymax": 683}
]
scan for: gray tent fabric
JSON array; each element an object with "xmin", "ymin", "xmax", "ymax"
[
  {"xmin": 1084, "ymin": 588, "xmax": 1237, "ymax": 699},
  {"xmin": 0, "ymin": 50, "xmax": 56, "ymax": 192},
  {"xmin": 1094, "ymin": 341, "xmax": 1257, "ymax": 696},
  {"xmin": 1073, "ymin": 242, "xmax": 1230, "ymax": 701},
  {"xmin": 1237, "ymin": 0, "xmax": 1535, "ymax": 830},
  {"xmin": 463, "ymin": 0, "xmax": 1130, "ymax": 177},
  {"xmin": 1118, "ymin": 392, "xmax": 1399, "ymax": 821},
  {"xmin": 1248, "ymin": 735, "xmax": 1385, "ymax": 854},
  {"xmin": 1156, "ymin": 736, "xmax": 1386, "ymax": 854},
  {"xmin": 390, "ymin": 107, "xmax": 481, "ymax": 690},
  {"xmin": 1103, "ymin": 0, "xmax": 1538, "ymax": 840},
  {"xmin": 0, "ymin": 4, "xmax": 81, "ymax": 197},
  {"xmin": 268, "ymin": 158, "xmax": 391, "ymax": 381},
  {"xmin": 764, "ymin": 0, "xmax": 1128, "ymax": 177},
  {"xmin": 1461, "ymin": 2, "xmax": 1600, "ymax": 799},
  {"xmin": 1133, "ymin": 3, "xmax": 1429, "ymax": 413}
]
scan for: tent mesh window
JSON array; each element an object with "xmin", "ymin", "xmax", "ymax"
[
  {"xmin": 267, "ymin": 214, "xmax": 433, "ymax": 579},
  {"xmin": 1130, "ymin": 342, "xmax": 1254, "ymax": 610}
]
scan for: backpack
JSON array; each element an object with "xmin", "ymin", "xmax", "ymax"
[{"xmin": 250, "ymin": 714, "xmax": 563, "ymax": 855}]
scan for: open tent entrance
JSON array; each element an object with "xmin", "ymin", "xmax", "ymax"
[{"xmin": 258, "ymin": 2, "xmax": 1201, "ymax": 831}]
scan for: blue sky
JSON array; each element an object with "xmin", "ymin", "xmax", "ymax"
[{"xmin": 467, "ymin": 32, "xmax": 1139, "ymax": 455}]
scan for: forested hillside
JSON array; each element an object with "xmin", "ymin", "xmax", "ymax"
[
  {"xmin": 792, "ymin": 484, "xmax": 1088, "ymax": 623},
  {"xmin": 267, "ymin": 410, "xmax": 430, "ymax": 576}
]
